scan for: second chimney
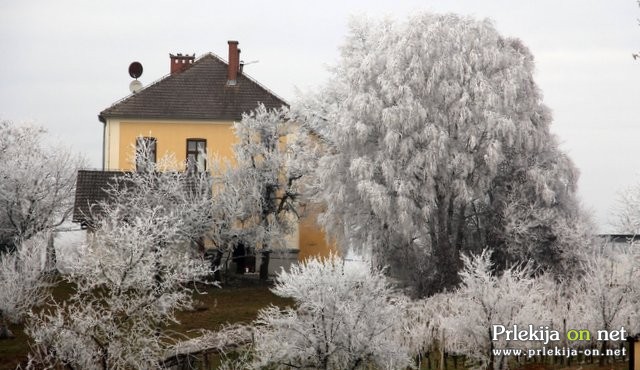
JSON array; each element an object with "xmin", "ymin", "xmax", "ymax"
[
  {"xmin": 227, "ymin": 41, "xmax": 240, "ymax": 85},
  {"xmin": 170, "ymin": 53, "xmax": 195, "ymax": 75}
]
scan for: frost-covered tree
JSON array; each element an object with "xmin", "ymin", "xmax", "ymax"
[
  {"xmin": 225, "ymin": 104, "xmax": 313, "ymax": 279},
  {"xmin": 98, "ymin": 145, "xmax": 217, "ymax": 249},
  {"xmin": 611, "ymin": 180, "xmax": 640, "ymax": 234},
  {"xmin": 536, "ymin": 277, "xmax": 589, "ymax": 363},
  {"xmin": 252, "ymin": 255, "xmax": 413, "ymax": 369},
  {"xmin": 575, "ymin": 244, "xmax": 639, "ymax": 365},
  {"xmin": 443, "ymin": 250, "xmax": 543, "ymax": 370},
  {"xmin": 403, "ymin": 292, "xmax": 455, "ymax": 369},
  {"xmin": 0, "ymin": 233, "xmax": 52, "ymax": 339},
  {"xmin": 0, "ymin": 121, "xmax": 82, "ymax": 254},
  {"xmin": 490, "ymin": 144, "xmax": 590, "ymax": 274},
  {"xmin": 25, "ymin": 152, "xmax": 215, "ymax": 369},
  {"xmin": 306, "ymin": 13, "xmax": 587, "ymax": 295}
]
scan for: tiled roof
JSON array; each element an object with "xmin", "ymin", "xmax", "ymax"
[
  {"xmin": 99, "ymin": 53, "xmax": 288, "ymax": 122},
  {"xmin": 73, "ymin": 170, "xmax": 213, "ymax": 226},
  {"xmin": 72, "ymin": 170, "xmax": 127, "ymax": 225},
  {"xmin": 599, "ymin": 234, "xmax": 640, "ymax": 243}
]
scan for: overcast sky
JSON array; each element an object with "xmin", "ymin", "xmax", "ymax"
[{"xmin": 1, "ymin": 0, "xmax": 638, "ymax": 232}]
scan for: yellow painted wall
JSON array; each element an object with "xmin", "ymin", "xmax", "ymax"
[
  {"xmin": 104, "ymin": 118, "xmax": 335, "ymax": 260},
  {"xmin": 106, "ymin": 119, "xmax": 237, "ymax": 171},
  {"xmin": 297, "ymin": 204, "xmax": 336, "ymax": 261}
]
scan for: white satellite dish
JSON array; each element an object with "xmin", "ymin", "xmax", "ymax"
[{"xmin": 129, "ymin": 80, "xmax": 143, "ymax": 93}]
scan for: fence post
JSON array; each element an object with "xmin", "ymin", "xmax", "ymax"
[
  {"xmin": 440, "ymin": 330, "xmax": 445, "ymax": 370},
  {"xmin": 627, "ymin": 335, "xmax": 639, "ymax": 370}
]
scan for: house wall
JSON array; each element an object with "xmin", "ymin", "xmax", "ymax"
[
  {"xmin": 105, "ymin": 118, "xmax": 237, "ymax": 171},
  {"xmin": 103, "ymin": 118, "xmax": 334, "ymax": 261},
  {"xmin": 298, "ymin": 212, "xmax": 334, "ymax": 261}
]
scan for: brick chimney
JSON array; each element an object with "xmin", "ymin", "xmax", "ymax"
[
  {"xmin": 170, "ymin": 53, "xmax": 195, "ymax": 75},
  {"xmin": 227, "ymin": 41, "xmax": 240, "ymax": 85}
]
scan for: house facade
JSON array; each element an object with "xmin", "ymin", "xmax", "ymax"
[
  {"xmin": 100, "ymin": 42, "xmax": 280, "ymax": 171},
  {"xmin": 88, "ymin": 41, "xmax": 331, "ymax": 263}
]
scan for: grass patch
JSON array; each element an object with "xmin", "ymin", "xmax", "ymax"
[
  {"xmin": 0, "ymin": 277, "xmax": 76, "ymax": 369},
  {"xmin": 0, "ymin": 280, "xmax": 291, "ymax": 370},
  {"xmin": 171, "ymin": 283, "xmax": 293, "ymax": 336}
]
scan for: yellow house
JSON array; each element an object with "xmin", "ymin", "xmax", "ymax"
[{"xmin": 95, "ymin": 41, "xmax": 331, "ymax": 262}]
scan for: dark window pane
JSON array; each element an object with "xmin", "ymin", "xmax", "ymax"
[{"xmin": 186, "ymin": 139, "xmax": 207, "ymax": 173}]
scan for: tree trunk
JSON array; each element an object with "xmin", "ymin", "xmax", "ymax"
[
  {"xmin": 599, "ymin": 340, "xmax": 607, "ymax": 366},
  {"xmin": 259, "ymin": 250, "xmax": 270, "ymax": 280},
  {"xmin": 212, "ymin": 249, "xmax": 224, "ymax": 282},
  {"xmin": 0, "ymin": 312, "xmax": 14, "ymax": 339},
  {"xmin": 233, "ymin": 243, "xmax": 246, "ymax": 274},
  {"xmin": 440, "ymin": 329, "xmax": 446, "ymax": 370},
  {"xmin": 430, "ymin": 193, "xmax": 460, "ymax": 294},
  {"xmin": 45, "ymin": 231, "xmax": 58, "ymax": 275},
  {"xmin": 488, "ymin": 328, "xmax": 495, "ymax": 370}
]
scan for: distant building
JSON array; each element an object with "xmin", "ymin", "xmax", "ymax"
[
  {"xmin": 599, "ymin": 234, "xmax": 640, "ymax": 249},
  {"xmin": 73, "ymin": 41, "xmax": 332, "ymax": 272}
]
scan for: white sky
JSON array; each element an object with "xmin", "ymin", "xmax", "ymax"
[{"xmin": 1, "ymin": 0, "xmax": 639, "ymax": 232}]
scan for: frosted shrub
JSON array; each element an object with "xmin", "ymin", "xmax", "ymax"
[
  {"xmin": 576, "ymin": 245, "xmax": 640, "ymax": 365},
  {"xmin": 0, "ymin": 233, "xmax": 51, "ymax": 337},
  {"xmin": 252, "ymin": 255, "xmax": 413, "ymax": 370},
  {"xmin": 443, "ymin": 249, "xmax": 543, "ymax": 370}
]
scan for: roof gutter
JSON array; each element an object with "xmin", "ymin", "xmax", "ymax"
[{"xmin": 99, "ymin": 115, "xmax": 106, "ymax": 170}]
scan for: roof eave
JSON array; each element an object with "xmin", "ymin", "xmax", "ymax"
[{"xmin": 98, "ymin": 114, "xmax": 247, "ymax": 122}]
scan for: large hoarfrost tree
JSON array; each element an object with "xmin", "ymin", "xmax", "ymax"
[
  {"xmin": 26, "ymin": 152, "xmax": 215, "ymax": 369},
  {"xmin": 0, "ymin": 121, "xmax": 82, "ymax": 254},
  {"xmin": 252, "ymin": 255, "xmax": 413, "ymax": 370},
  {"xmin": 307, "ymin": 13, "xmax": 586, "ymax": 295}
]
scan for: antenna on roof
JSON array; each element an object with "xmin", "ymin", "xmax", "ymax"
[
  {"xmin": 128, "ymin": 61, "xmax": 144, "ymax": 93},
  {"xmin": 239, "ymin": 60, "xmax": 258, "ymax": 75}
]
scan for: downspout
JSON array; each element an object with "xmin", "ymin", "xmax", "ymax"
[{"xmin": 99, "ymin": 115, "xmax": 106, "ymax": 170}]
